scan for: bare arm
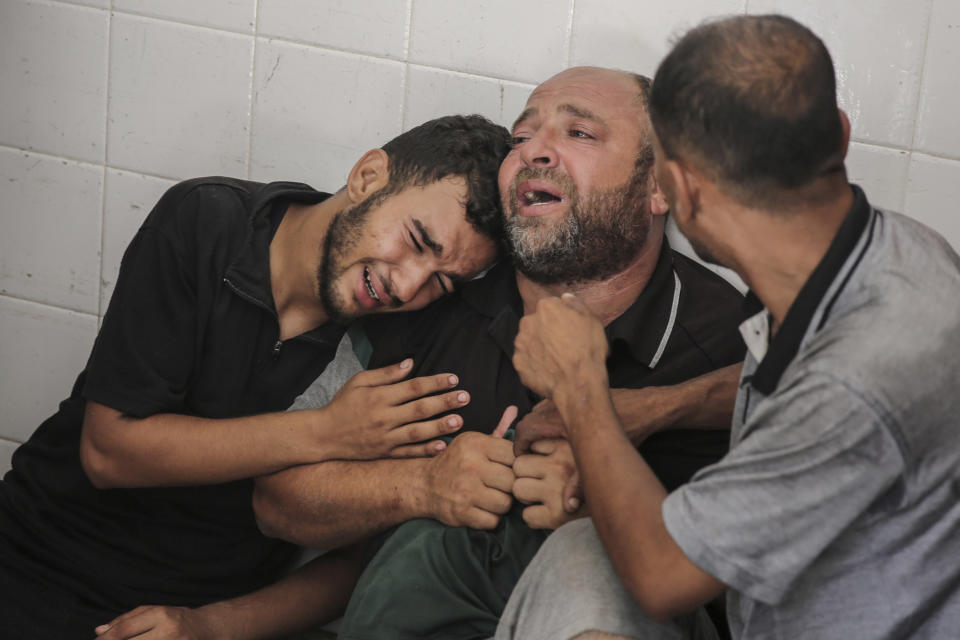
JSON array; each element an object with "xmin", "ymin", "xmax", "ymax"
[
  {"xmin": 254, "ymin": 408, "xmax": 518, "ymax": 549},
  {"xmin": 513, "ymin": 363, "xmax": 742, "ymax": 455},
  {"xmin": 80, "ymin": 361, "xmax": 468, "ymax": 489},
  {"xmin": 513, "ymin": 295, "xmax": 725, "ymax": 620},
  {"xmin": 95, "ymin": 546, "xmax": 366, "ymax": 640}
]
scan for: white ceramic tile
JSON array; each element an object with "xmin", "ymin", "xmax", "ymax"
[
  {"xmin": 846, "ymin": 142, "xmax": 910, "ymax": 213},
  {"xmin": 0, "ymin": 148, "xmax": 104, "ymax": 314},
  {"xmin": 114, "ymin": 0, "xmax": 256, "ymax": 34},
  {"xmin": 0, "ymin": 296, "xmax": 98, "ymax": 443},
  {"xmin": 914, "ymin": 0, "xmax": 960, "ymax": 160},
  {"xmin": 0, "ymin": 438, "xmax": 19, "ymax": 477},
  {"xmin": 250, "ymin": 39, "xmax": 404, "ymax": 187},
  {"xmin": 747, "ymin": 0, "xmax": 931, "ymax": 148},
  {"xmin": 572, "ymin": 0, "xmax": 746, "ymax": 75},
  {"xmin": 100, "ymin": 170, "xmax": 178, "ymax": 310},
  {"xmin": 57, "ymin": 0, "xmax": 110, "ymax": 8},
  {"xmin": 0, "ymin": 0, "xmax": 108, "ymax": 162},
  {"xmin": 108, "ymin": 14, "xmax": 253, "ymax": 179},
  {"xmin": 259, "ymin": 0, "xmax": 408, "ymax": 59},
  {"xmin": 404, "ymin": 66, "xmax": 533, "ymax": 130},
  {"xmin": 904, "ymin": 154, "xmax": 960, "ymax": 251},
  {"xmin": 409, "ymin": 0, "xmax": 569, "ymax": 84},
  {"xmin": 665, "ymin": 218, "xmax": 747, "ymax": 293}
]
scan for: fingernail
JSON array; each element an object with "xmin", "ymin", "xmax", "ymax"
[
  {"xmin": 568, "ymin": 497, "xmax": 580, "ymax": 510},
  {"xmin": 400, "ymin": 358, "xmax": 412, "ymax": 369},
  {"xmin": 457, "ymin": 391, "xmax": 468, "ymax": 403},
  {"xmin": 434, "ymin": 442, "xmax": 446, "ymax": 451},
  {"xmin": 95, "ymin": 625, "xmax": 110, "ymax": 633},
  {"xmin": 446, "ymin": 416, "xmax": 460, "ymax": 429},
  {"xmin": 448, "ymin": 374, "xmax": 458, "ymax": 385}
]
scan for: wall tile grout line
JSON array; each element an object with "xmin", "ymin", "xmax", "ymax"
[
  {"xmin": 564, "ymin": 0, "xmax": 577, "ymax": 68},
  {"xmin": 0, "ymin": 292, "xmax": 102, "ymax": 319},
  {"xmin": 247, "ymin": 0, "xmax": 261, "ymax": 181},
  {"xmin": 399, "ymin": 0, "xmax": 414, "ymax": 131},
  {"xmin": 97, "ymin": 6, "xmax": 113, "ymax": 318},
  {"xmin": 902, "ymin": 0, "xmax": 938, "ymax": 212}
]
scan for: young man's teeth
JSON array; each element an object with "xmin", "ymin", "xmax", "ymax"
[{"xmin": 364, "ymin": 268, "xmax": 380, "ymax": 301}]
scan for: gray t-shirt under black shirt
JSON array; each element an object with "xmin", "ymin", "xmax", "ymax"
[{"xmin": 663, "ymin": 188, "xmax": 960, "ymax": 639}]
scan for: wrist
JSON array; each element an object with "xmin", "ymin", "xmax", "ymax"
[{"xmin": 553, "ymin": 373, "xmax": 613, "ymax": 438}]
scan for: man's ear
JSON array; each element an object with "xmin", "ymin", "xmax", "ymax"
[
  {"xmin": 838, "ymin": 109, "xmax": 851, "ymax": 159},
  {"xmin": 346, "ymin": 149, "xmax": 390, "ymax": 204},
  {"xmin": 665, "ymin": 159, "xmax": 700, "ymax": 224},
  {"xmin": 647, "ymin": 172, "xmax": 669, "ymax": 217}
]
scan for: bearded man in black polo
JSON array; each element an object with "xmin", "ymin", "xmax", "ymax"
[{"xmin": 299, "ymin": 67, "xmax": 747, "ymax": 640}]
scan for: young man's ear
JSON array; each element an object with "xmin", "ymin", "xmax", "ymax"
[{"xmin": 346, "ymin": 149, "xmax": 390, "ymax": 204}]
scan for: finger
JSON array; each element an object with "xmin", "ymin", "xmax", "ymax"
[
  {"xmin": 512, "ymin": 477, "xmax": 548, "ymax": 505},
  {"xmin": 95, "ymin": 606, "xmax": 151, "ymax": 636},
  {"xmin": 386, "ymin": 373, "xmax": 462, "ymax": 406},
  {"xmin": 97, "ymin": 611, "xmax": 155, "ymax": 639},
  {"xmin": 386, "ymin": 415, "xmax": 462, "ymax": 450},
  {"xmin": 481, "ymin": 460, "xmax": 517, "ymax": 493},
  {"xmin": 349, "ymin": 359, "xmax": 414, "ymax": 388},
  {"xmin": 513, "ymin": 418, "xmax": 563, "ymax": 456},
  {"xmin": 484, "ymin": 437, "xmax": 516, "ymax": 467},
  {"xmin": 562, "ymin": 469, "xmax": 584, "ymax": 513},
  {"xmin": 464, "ymin": 507, "xmax": 501, "ymax": 530},
  {"xmin": 472, "ymin": 487, "xmax": 514, "ymax": 515},
  {"xmin": 521, "ymin": 504, "xmax": 554, "ymax": 530},
  {"xmin": 512, "ymin": 454, "xmax": 548, "ymax": 480},
  {"xmin": 529, "ymin": 438, "xmax": 562, "ymax": 456},
  {"xmin": 387, "ymin": 438, "xmax": 448, "ymax": 458},
  {"xmin": 394, "ymin": 388, "xmax": 469, "ymax": 424},
  {"xmin": 492, "ymin": 405, "xmax": 518, "ymax": 438},
  {"xmin": 560, "ymin": 292, "xmax": 590, "ymax": 313}
]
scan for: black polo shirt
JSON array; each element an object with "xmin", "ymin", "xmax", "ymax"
[
  {"xmin": 362, "ymin": 242, "xmax": 746, "ymax": 491},
  {"xmin": 0, "ymin": 177, "xmax": 345, "ymax": 623}
]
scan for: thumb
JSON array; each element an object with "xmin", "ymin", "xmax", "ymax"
[
  {"xmin": 559, "ymin": 292, "xmax": 590, "ymax": 313},
  {"xmin": 492, "ymin": 405, "xmax": 518, "ymax": 438},
  {"xmin": 562, "ymin": 469, "xmax": 583, "ymax": 513}
]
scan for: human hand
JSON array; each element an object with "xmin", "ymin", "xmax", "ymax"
[
  {"xmin": 95, "ymin": 605, "xmax": 221, "ymax": 640},
  {"xmin": 513, "ymin": 438, "xmax": 588, "ymax": 529},
  {"xmin": 424, "ymin": 406, "xmax": 518, "ymax": 529},
  {"xmin": 513, "ymin": 398, "xmax": 566, "ymax": 455},
  {"xmin": 324, "ymin": 359, "xmax": 470, "ymax": 460},
  {"xmin": 513, "ymin": 294, "xmax": 609, "ymax": 403}
]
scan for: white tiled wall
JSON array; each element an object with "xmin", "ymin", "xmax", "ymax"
[{"xmin": 2, "ymin": 0, "xmax": 959, "ymax": 474}]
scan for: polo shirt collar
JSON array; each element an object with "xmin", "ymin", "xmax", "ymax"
[
  {"xmin": 458, "ymin": 240, "xmax": 682, "ymax": 369},
  {"xmin": 224, "ymin": 181, "xmax": 344, "ymax": 344},
  {"xmin": 606, "ymin": 239, "xmax": 682, "ymax": 369},
  {"xmin": 746, "ymin": 184, "xmax": 873, "ymax": 394}
]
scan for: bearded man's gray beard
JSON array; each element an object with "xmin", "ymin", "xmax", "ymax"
[{"xmin": 505, "ymin": 166, "xmax": 651, "ymax": 285}]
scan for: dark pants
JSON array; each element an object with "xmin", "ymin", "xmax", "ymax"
[{"xmin": 337, "ymin": 505, "xmax": 548, "ymax": 640}]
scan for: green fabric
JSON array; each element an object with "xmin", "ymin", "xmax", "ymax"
[
  {"xmin": 337, "ymin": 506, "xmax": 548, "ymax": 640},
  {"xmin": 347, "ymin": 325, "xmax": 372, "ymax": 368}
]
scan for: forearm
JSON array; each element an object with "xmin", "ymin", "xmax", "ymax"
[
  {"xmin": 197, "ymin": 546, "xmax": 366, "ymax": 640},
  {"xmin": 618, "ymin": 362, "xmax": 742, "ymax": 445},
  {"xmin": 557, "ymin": 380, "xmax": 721, "ymax": 619},
  {"xmin": 254, "ymin": 458, "xmax": 431, "ymax": 548},
  {"xmin": 80, "ymin": 401, "xmax": 341, "ymax": 488}
]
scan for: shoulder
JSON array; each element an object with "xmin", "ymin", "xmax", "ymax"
[
  {"xmin": 669, "ymin": 250, "xmax": 746, "ymax": 365},
  {"xmin": 144, "ymin": 177, "xmax": 262, "ymax": 239}
]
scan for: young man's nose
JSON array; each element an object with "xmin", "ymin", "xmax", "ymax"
[{"xmin": 390, "ymin": 261, "xmax": 434, "ymax": 306}]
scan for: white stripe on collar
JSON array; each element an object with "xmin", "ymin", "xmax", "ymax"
[{"xmin": 649, "ymin": 270, "xmax": 681, "ymax": 368}]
